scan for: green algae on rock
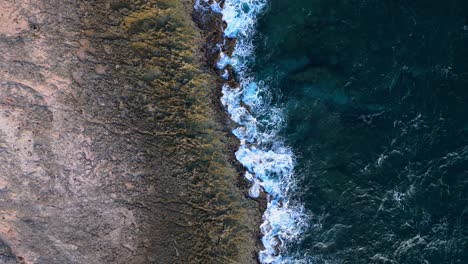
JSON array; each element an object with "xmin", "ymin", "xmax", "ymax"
[{"xmin": 90, "ymin": 0, "xmax": 262, "ymax": 262}]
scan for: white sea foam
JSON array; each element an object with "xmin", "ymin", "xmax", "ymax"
[{"xmin": 197, "ymin": 0, "xmax": 308, "ymax": 263}]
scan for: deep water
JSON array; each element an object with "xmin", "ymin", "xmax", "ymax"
[{"xmin": 251, "ymin": 0, "xmax": 468, "ymax": 263}]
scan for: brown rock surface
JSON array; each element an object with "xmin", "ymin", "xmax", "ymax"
[{"xmin": 0, "ymin": 0, "xmax": 260, "ymax": 263}]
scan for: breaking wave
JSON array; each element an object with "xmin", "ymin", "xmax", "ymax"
[{"xmin": 196, "ymin": 0, "xmax": 309, "ymax": 263}]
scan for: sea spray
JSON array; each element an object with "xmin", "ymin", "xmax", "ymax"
[{"xmin": 196, "ymin": 0, "xmax": 308, "ymax": 263}]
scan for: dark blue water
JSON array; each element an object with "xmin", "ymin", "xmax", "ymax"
[{"xmin": 252, "ymin": 0, "xmax": 468, "ymax": 263}]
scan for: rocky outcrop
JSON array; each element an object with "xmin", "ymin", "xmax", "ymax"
[{"xmin": 0, "ymin": 0, "xmax": 260, "ymax": 263}]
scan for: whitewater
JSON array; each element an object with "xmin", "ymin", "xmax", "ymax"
[{"xmin": 196, "ymin": 1, "xmax": 309, "ymax": 263}]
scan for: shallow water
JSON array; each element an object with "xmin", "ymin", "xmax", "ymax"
[{"xmin": 206, "ymin": 0, "xmax": 468, "ymax": 263}]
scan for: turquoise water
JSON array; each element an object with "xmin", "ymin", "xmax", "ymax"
[{"xmin": 203, "ymin": 0, "xmax": 468, "ymax": 263}]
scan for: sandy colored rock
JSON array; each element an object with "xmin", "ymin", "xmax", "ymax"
[{"xmin": 0, "ymin": 0, "xmax": 260, "ymax": 263}]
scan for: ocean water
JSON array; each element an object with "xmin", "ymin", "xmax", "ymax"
[{"xmin": 200, "ymin": 0, "xmax": 468, "ymax": 263}]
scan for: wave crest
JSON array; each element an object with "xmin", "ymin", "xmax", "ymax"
[{"xmin": 198, "ymin": 1, "xmax": 309, "ymax": 263}]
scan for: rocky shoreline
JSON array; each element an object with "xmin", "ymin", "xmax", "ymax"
[{"xmin": 0, "ymin": 0, "xmax": 260, "ymax": 263}]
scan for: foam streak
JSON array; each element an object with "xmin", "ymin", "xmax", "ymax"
[{"xmin": 197, "ymin": 1, "xmax": 308, "ymax": 263}]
